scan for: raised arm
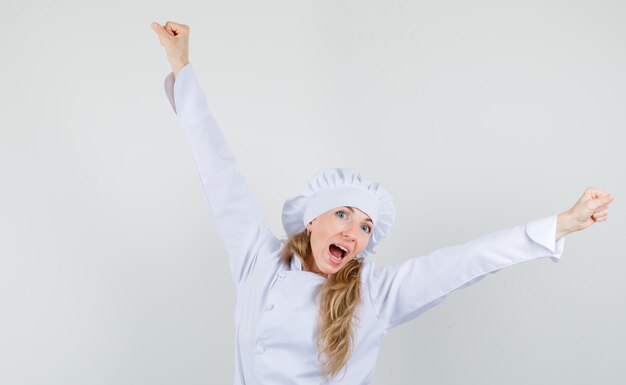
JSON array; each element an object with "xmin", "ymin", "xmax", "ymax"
[
  {"xmin": 365, "ymin": 187, "xmax": 614, "ymax": 330},
  {"xmin": 365, "ymin": 215, "xmax": 564, "ymax": 330},
  {"xmin": 152, "ymin": 21, "xmax": 280, "ymax": 285}
]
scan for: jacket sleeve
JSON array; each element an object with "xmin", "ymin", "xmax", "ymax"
[
  {"xmin": 365, "ymin": 215, "xmax": 565, "ymax": 330},
  {"xmin": 163, "ymin": 63, "xmax": 279, "ymax": 285}
]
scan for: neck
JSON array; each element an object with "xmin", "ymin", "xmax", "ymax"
[{"xmin": 301, "ymin": 254, "xmax": 329, "ymax": 278}]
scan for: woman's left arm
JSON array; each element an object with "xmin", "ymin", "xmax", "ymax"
[{"xmin": 365, "ymin": 187, "xmax": 613, "ymax": 331}]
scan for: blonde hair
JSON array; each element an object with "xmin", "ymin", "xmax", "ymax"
[{"xmin": 281, "ymin": 230, "xmax": 363, "ymax": 379}]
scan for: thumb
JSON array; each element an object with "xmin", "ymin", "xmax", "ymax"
[
  {"xmin": 590, "ymin": 194, "xmax": 613, "ymax": 210},
  {"xmin": 150, "ymin": 22, "xmax": 169, "ymax": 40}
]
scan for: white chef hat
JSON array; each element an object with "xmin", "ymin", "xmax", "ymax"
[{"xmin": 281, "ymin": 168, "xmax": 395, "ymax": 257}]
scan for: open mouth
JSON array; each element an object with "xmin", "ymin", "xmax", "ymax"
[{"xmin": 328, "ymin": 243, "xmax": 349, "ymax": 264}]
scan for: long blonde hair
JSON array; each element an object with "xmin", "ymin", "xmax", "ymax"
[{"xmin": 281, "ymin": 229, "xmax": 363, "ymax": 379}]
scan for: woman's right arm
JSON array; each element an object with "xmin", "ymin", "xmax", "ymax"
[{"xmin": 152, "ymin": 22, "xmax": 280, "ymax": 285}]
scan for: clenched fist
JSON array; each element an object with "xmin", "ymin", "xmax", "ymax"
[
  {"xmin": 151, "ymin": 21, "xmax": 190, "ymax": 77},
  {"xmin": 556, "ymin": 187, "xmax": 614, "ymax": 240}
]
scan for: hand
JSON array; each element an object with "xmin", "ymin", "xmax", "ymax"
[
  {"xmin": 556, "ymin": 187, "xmax": 614, "ymax": 240},
  {"xmin": 151, "ymin": 21, "xmax": 190, "ymax": 77}
]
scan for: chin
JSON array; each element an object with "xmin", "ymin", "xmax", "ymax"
[{"xmin": 324, "ymin": 257, "xmax": 353, "ymax": 275}]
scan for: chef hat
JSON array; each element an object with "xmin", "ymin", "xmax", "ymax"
[{"xmin": 282, "ymin": 168, "xmax": 395, "ymax": 257}]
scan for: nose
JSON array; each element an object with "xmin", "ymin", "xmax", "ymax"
[{"xmin": 341, "ymin": 221, "xmax": 360, "ymax": 240}]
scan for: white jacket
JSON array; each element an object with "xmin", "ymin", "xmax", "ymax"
[{"xmin": 164, "ymin": 64, "xmax": 565, "ymax": 385}]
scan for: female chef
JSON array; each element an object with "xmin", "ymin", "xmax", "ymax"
[{"xmin": 151, "ymin": 21, "xmax": 614, "ymax": 384}]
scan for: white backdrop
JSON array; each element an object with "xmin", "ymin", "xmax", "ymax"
[{"xmin": 1, "ymin": 1, "xmax": 624, "ymax": 384}]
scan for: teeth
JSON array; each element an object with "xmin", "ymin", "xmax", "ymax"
[{"xmin": 334, "ymin": 244, "xmax": 348, "ymax": 253}]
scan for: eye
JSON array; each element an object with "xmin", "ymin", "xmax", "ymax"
[
  {"xmin": 361, "ymin": 224, "xmax": 372, "ymax": 233},
  {"xmin": 335, "ymin": 210, "xmax": 347, "ymax": 219}
]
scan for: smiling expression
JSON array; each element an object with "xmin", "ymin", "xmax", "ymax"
[{"xmin": 305, "ymin": 206, "xmax": 374, "ymax": 276}]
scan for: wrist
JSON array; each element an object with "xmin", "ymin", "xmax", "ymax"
[
  {"xmin": 170, "ymin": 57, "xmax": 189, "ymax": 78},
  {"xmin": 556, "ymin": 210, "xmax": 578, "ymax": 240}
]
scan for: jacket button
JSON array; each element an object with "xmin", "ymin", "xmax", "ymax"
[
  {"xmin": 265, "ymin": 304, "xmax": 274, "ymax": 312},
  {"xmin": 256, "ymin": 343, "xmax": 265, "ymax": 354}
]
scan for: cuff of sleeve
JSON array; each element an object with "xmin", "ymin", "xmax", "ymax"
[
  {"xmin": 525, "ymin": 214, "xmax": 565, "ymax": 263},
  {"xmin": 164, "ymin": 71, "xmax": 177, "ymax": 113},
  {"xmin": 163, "ymin": 63, "xmax": 211, "ymax": 126}
]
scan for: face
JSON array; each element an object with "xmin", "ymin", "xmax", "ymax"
[{"xmin": 306, "ymin": 206, "xmax": 374, "ymax": 276}]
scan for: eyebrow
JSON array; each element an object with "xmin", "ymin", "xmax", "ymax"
[{"xmin": 343, "ymin": 206, "xmax": 374, "ymax": 225}]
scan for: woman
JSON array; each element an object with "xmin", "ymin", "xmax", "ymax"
[{"xmin": 151, "ymin": 21, "xmax": 613, "ymax": 384}]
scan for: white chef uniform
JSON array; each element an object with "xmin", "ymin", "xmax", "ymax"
[{"xmin": 164, "ymin": 63, "xmax": 565, "ymax": 385}]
